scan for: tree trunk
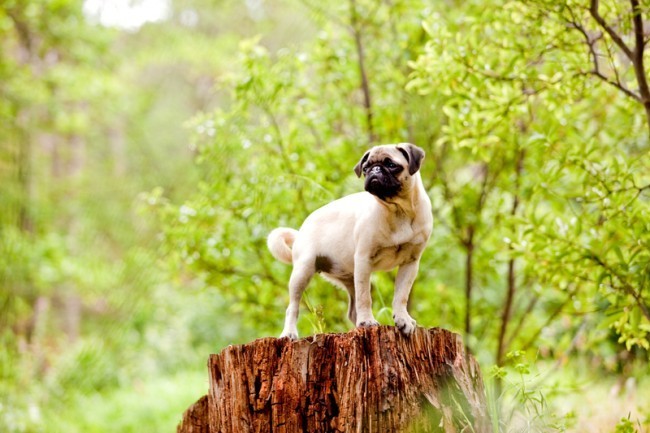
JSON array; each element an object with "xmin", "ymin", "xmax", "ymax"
[{"xmin": 178, "ymin": 326, "xmax": 492, "ymax": 433}]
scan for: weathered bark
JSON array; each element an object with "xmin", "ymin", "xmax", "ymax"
[
  {"xmin": 178, "ymin": 395, "xmax": 211, "ymax": 433},
  {"xmin": 178, "ymin": 326, "xmax": 492, "ymax": 433}
]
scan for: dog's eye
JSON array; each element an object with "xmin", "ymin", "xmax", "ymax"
[{"xmin": 384, "ymin": 159, "xmax": 397, "ymax": 169}]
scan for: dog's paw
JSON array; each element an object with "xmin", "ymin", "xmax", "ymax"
[
  {"xmin": 279, "ymin": 330, "xmax": 299, "ymax": 340},
  {"xmin": 357, "ymin": 319, "xmax": 380, "ymax": 328},
  {"xmin": 393, "ymin": 314, "xmax": 416, "ymax": 336}
]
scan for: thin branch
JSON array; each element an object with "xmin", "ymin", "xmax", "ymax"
[
  {"xmin": 521, "ymin": 295, "xmax": 573, "ymax": 352},
  {"xmin": 631, "ymin": 0, "xmax": 645, "ymax": 67},
  {"xmin": 567, "ymin": 7, "xmax": 642, "ymax": 102},
  {"xmin": 589, "ymin": 0, "xmax": 634, "ymax": 60},
  {"xmin": 262, "ymin": 107, "xmax": 294, "ymax": 173},
  {"xmin": 587, "ymin": 0, "xmax": 650, "ymax": 135},
  {"xmin": 503, "ymin": 293, "xmax": 539, "ymax": 350},
  {"xmin": 349, "ymin": 0, "xmax": 375, "ymax": 144},
  {"xmin": 581, "ymin": 70, "xmax": 643, "ymax": 101},
  {"xmin": 630, "ymin": 0, "xmax": 650, "ymax": 104},
  {"xmin": 538, "ymin": 230, "xmax": 650, "ymax": 324},
  {"xmin": 431, "ymin": 141, "xmax": 466, "ymax": 245},
  {"xmin": 603, "ymin": 29, "xmax": 625, "ymax": 91},
  {"xmin": 587, "ymin": 253, "xmax": 650, "ymax": 322},
  {"xmin": 496, "ymin": 148, "xmax": 525, "ymax": 366}
]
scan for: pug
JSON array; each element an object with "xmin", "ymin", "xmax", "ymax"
[{"xmin": 267, "ymin": 143, "xmax": 432, "ymax": 340}]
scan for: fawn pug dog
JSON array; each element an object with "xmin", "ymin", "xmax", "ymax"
[{"xmin": 267, "ymin": 143, "xmax": 432, "ymax": 340}]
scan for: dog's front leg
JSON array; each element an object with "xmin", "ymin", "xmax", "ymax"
[
  {"xmin": 393, "ymin": 260, "xmax": 419, "ymax": 335},
  {"xmin": 354, "ymin": 256, "xmax": 379, "ymax": 328}
]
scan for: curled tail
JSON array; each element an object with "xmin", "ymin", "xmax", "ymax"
[{"xmin": 267, "ymin": 227, "xmax": 298, "ymax": 264}]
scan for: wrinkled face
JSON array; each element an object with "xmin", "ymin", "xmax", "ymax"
[
  {"xmin": 353, "ymin": 144, "xmax": 425, "ymax": 201},
  {"xmin": 359, "ymin": 149, "xmax": 406, "ymax": 200}
]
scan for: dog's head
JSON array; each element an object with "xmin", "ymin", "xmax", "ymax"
[{"xmin": 353, "ymin": 143, "xmax": 425, "ymax": 200}]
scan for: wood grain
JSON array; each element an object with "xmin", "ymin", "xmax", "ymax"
[{"xmin": 178, "ymin": 326, "xmax": 492, "ymax": 433}]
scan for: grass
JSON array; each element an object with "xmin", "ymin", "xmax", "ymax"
[
  {"xmin": 555, "ymin": 375, "xmax": 648, "ymax": 432},
  {"xmin": 490, "ymin": 358, "xmax": 650, "ymax": 432},
  {"xmin": 42, "ymin": 369, "xmax": 207, "ymax": 433}
]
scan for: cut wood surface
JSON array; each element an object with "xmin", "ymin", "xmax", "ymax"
[{"xmin": 177, "ymin": 326, "xmax": 492, "ymax": 433}]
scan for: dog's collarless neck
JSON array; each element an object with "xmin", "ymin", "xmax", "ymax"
[{"xmin": 374, "ymin": 193, "xmax": 417, "ymax": 219}]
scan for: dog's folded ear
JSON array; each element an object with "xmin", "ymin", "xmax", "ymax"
[
  {"xmin": 354, "ymin": 151, "xmax": 370, "ymax": 178},
  {"xmin": 397, "ymin": 143, "xmax": 425, "ymax": 175}
]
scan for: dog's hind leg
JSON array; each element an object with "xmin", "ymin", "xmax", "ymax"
[{"xmin": 279, "ymin": 260, "xmax": 314, "ymax": 340}]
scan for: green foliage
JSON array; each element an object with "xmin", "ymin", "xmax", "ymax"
[
  {"xmin": 163, "ymin": 0, "xmax": 650, "ymax": 360},
  {"xmin": 0, "ymin": 0, "xmax": 277, "ymax": 431},
  {"xmin": 487, "ymin": 351, "xmax": 580, "ymax": 432},
  {"xmin": 160, "ymin": 0, "xmax": 649, "ymax": 429},
  {"xmin": 406, "ymin": 0, "xmax": 650, "ymax": 357},
  {"xmin": 41, "ymin": 370, "xmax": 206, "ymax": 433}
]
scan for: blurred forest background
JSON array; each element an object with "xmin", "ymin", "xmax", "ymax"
[{"xmin": 2, "ymin": 0, "xmax": 650, "ymax": 431}]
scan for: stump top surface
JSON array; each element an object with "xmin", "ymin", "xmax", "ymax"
[{"xmin": 211, "ymin": 326, "xmax": 463, "ymax": 362}]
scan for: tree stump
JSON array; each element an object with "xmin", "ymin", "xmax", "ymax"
[{"xmin": 177, "ymin": 326, "xmax": 492, "ymax": 433}]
